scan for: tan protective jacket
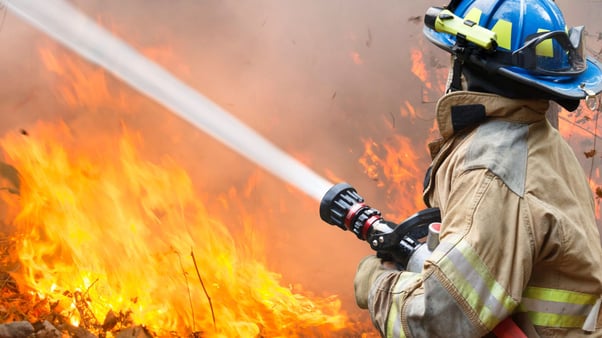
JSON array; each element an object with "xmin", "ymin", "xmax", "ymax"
[{"xmin": 362, "ymin": 91, "xmax": 602, "ymax": 337}]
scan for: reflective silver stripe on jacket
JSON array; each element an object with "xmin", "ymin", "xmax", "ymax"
[{"xmin": 431, "ymin": 238, "xmax": 518, "ymax": 330}]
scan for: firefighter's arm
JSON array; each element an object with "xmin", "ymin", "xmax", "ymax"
[{"xmin": 358, "ymin": 170, "xmax": 531, "ymax": 337}]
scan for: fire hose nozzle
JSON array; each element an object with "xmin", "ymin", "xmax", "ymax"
[
  {"xmin": 319, "ymin": 182, "xmax": 359, "ymax": 229},
  {"xmin": 319, "ymin": 182, "xmax": 442, "ymax": 270},
  {"xmin": 319, "ymin": 182, "xmax": 389, "ymax": 240}
]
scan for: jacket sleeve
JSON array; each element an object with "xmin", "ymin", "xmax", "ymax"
[{"xmin": 362, "ymin": 169, "xmax": 532, "ymax": 337}]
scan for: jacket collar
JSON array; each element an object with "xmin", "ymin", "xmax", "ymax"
[{"xmin": 435, "ymin": 91, "xmax": 550, "ymax": 140}]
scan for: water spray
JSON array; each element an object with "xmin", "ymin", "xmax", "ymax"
[{"xmin": 4, "ymin": 0, "xmax": 332, "ymax": 202}]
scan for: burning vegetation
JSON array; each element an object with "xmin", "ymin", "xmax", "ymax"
[{"xmin": 0, "ymin": 122, "xmax": 363, "ymax": 337}]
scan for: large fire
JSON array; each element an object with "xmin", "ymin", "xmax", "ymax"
[
  {"xmin": 0, "ymin": 122, "xmax": 356, "ymax": 337},
  {"xmin": 0, "ymin": 44, "xmax": 377, "ymax": 337}
]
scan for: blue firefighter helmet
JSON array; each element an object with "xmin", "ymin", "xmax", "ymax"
[{"xmin": 423, "ymin": 0, "xmax": 602, "ymax": 102}]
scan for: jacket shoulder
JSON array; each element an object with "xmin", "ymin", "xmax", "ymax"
[{"xmin": 464, "ymin": 119, "xmax": 529, "ymax": 197}]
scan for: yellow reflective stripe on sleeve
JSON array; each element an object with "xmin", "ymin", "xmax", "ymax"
[
  {"xmin": 384, "ymin": 273, "xmax": 421, "ymax": 338},
  {"xmin": 437, "ymin": 239, "xmax": 518, "ymax": 330},
  {"xmin": 519, "ymin": 286, "xmax": 598, "ymax": 328},
  {"xmin": 386, "ymin": 300, "xmax": 405, "ymax": 338},
  {"xmin": 524, "ymin": 286, "xmax": 598, "ymax": 305},
  {"xmin": 525, "ymin": 311, "xmax": 590, "ymax": 328}
]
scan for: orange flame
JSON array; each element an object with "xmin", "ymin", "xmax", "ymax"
[
  {"xmin": 410, "ymin": 46, "xmax": 449, "ymax": 103},
  {"xmin": 0, "ymin": 42, "xmax": 375, "ymax": 337},
  {"xmin": 358, "ymin": 134, "xmax": 425, "ymax": 221},
  {"xmin": 1, "ymin": 122, "xmax": 357, "ymax": 337},
  {"xmin": 350, "ymin": 51, "xmax": 364, "ymax": 65},
  {"xmin": 357, "ymin": 45, "xmax": 442, "ymax": 222},
  {"xmin": 410, "ymin": 48, "xmax": 430, "ymax": 90},
  {"xmin": 558, "ymin": 104, "xmax": 602, "ymax": 221}
]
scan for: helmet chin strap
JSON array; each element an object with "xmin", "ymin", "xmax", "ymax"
[
  {"xmin": 447, "ymin": 35, "xmax": 473, "ymax": 93},
  {"xmin": 447, "ymin": 56, "xmax": 464, "ymax": 93},
  {"xmin": 442, "ymin": 0, "xmax": 494, "ymax": 93},
  {"xmin": 444, "ymin": 55, "xmax": 456, "ymax": 93}
]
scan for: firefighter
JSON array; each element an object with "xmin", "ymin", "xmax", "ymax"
[{"xmin": 353, "ymin": 0, "xmax": 602, "ymax": 337}]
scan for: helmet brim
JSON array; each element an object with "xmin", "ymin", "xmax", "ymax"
[
  {"xmin": 423, "ymin": 26, "xmax": 602, "ymax": 99},
  {"xmin": 496, "ymin": 59, "xmax": 602, "ymax": 100}
]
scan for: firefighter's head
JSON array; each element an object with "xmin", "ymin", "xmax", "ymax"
[{"xmin": 423, "ymin": 0, "xmax": 602, "ymax": 111}]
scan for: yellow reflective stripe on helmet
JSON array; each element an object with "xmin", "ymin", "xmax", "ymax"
[
  {"xmin": 535, "ymin": 28, "xmax": 554, "ymax": 57},
  {"xmin": 437, "ymin": 239, "xmax": 518, "ymax": 330},
  {"xmin": 491, "ymin": 19, "xmax": 512, "ymax": 50},
  {"xmin": 464, "ymin": 7, "xmax": 482, "ymax": 26},
  {"xmin": 519, "ymin": 286, "xmax": 598, "ymax": 328},
  {"xmin": 385, "ymin": 273, "xmax": 421, "ymax": 338}
]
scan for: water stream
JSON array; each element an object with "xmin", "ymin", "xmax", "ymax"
[{"xmin": 5, "ymin": 0, "xmax": 334, "ymax": 202}]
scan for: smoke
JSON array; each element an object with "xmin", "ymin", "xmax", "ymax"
[{"xmin": 0, "ymin": 0, "xmax": 600, "ymax": 322}]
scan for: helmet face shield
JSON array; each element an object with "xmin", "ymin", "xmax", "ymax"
[{"xmin": 511, "ymin": 26, "xmax": 586, "ymax": 75}]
